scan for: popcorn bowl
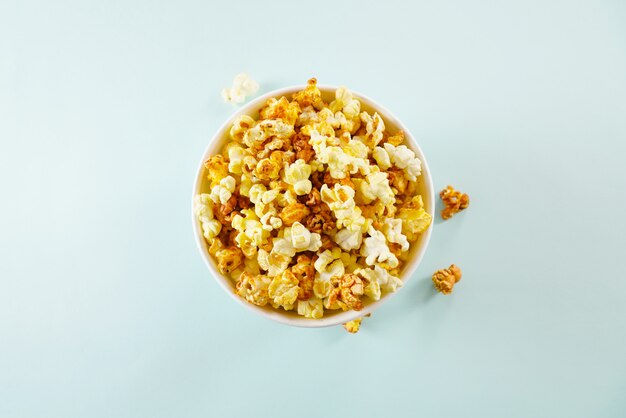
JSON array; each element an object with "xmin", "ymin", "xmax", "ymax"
[{"xmin": 192, "ymin": 84, "xmax": 434, "ymax": 328}]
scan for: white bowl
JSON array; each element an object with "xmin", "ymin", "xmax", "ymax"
[{"xmin": 192, "ymin": 85, "xmax": 434, "ymax": 328}]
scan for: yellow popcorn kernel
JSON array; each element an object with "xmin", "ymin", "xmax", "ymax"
[
  {"xmin": 386, "ymin": 130, "xmax": 405, "ymax": 146},
  {"xmin": 382, "ymin": 143, "xmax": 422, "ymax": 182},
  {"xmin": 283, "ymin": 159, "xmax": 312, "ymax": 195},
  {"xmin": 329, "ymin": 86, "xmax": 361, "ymax": 120},
  {"xmin": 255, "ymin": 157, "xmax": 282, "ymax": 181},
  {"xmin": 296, "ymin": 106, "xmax": 318, "ymax": 127},
  {"xmin": 356, "ymin": 111, "xmax": 385, "ymax": 148},
  {"xmin": 230, "ymin": 114, "xmax": 256, "ymax": 142},
  {"xmin": 314, "ymin": 249, "xmax": 346, "ymax": 283},
  {"xmin": 297, "ymin": 297, "xmax": 324, "ymax": 319},
  {"xmin": 357, "ymin": 265, "xmax": 403, "ymax": 301},
  {"xmin": 239, "ymin": 173, "xmax": 254, "ymax": 197},
  {"xmin": 372, "ymin": 146, "xmax": 392, "ymax": 170},
  {"xmin": 260, "ymin": 96, "xmax": 301, "ymax": 126},
  {"xmin": 360, "ymin": 226, "xmax": 399, "ymax": 268},
  {"xmin": 243, "ymin": 119, "xmax": 294, "ymax": 149},
  {"xmin": 241, "ymin": 155, "xmax": 258, "ymax": 176},
  {"xmin": 226, "ymin": 143, "xmax": 248, "ymax": 174},
  {"xmin": 208, "ymin": 237, "xmax": 224, "ymax": 257},
  {"xmin": 343, "ymin": 318, "xmax": 362, "ymax": 334},
  {"xmin": 325, "ymin": 273, "xmax": 365, "ymax": 311},
  {"xmin": 334, "ymin": 111, "xmax": 361, "ymax": 135},
  {"xmin": 382, "ymin": 218, "xmax": 410, "ymax": 252},
  {"xmin": 344, "ymin": 138, "xmax": 369, "ymax": 160},
  {"xmin": 322, "ymin": 146, "xmax": 369, "ymax": 179},
  {"xmin": 360, "ymin": 171, "xmax": 395, "ymax": 206},
  {"xmin": 235, "ymin": 271, "xmax": 271, "ymax": 306},
  {"xmin": 257, "ymin": 248, "xmax": 291, "ymax": 277},
  {"xmin": 193, "ymin": 194, "xmax": 222, "ymax": 242},
  {"xmin": 209, "ymin": 175, "xmax": 236, "ymax": 205},
  {"xmin": 396, "ymin": 207, "xmax": 432, "ymax": 241},
  {"xmin": 272, "ymin": 222, "xmax": 322, "ymax": 257},
  {"xmin": 268, "ymin": 270, "xmax": 300, "ymax": 310},
  {"xmin": 248, "ymin": 184, "xmax": 267, "ymax": 204},
  {"xmin": 292, "ymin": 77, "xmax": 325, "ymax": 110},
  {"xmin": 204, "ymin": 155, "xmax": 229, "ymax": 187},
  {"xmin": 216, "ymin": 246, "xmax": 244, "ymax": 275}
]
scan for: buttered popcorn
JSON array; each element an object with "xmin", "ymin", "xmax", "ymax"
[{"xmin": 197, "ymin": 78, "xmax": 432, "ymax": 318}]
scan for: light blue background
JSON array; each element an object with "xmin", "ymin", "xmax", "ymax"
[{"xmin": 2, "ymin": 0, "xmax": 626, "ymax": 417}]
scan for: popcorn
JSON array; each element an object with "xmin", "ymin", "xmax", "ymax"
[
  {"xmin": 215, "ymin": 246, "xmax": 244, "ymax": 275},
  {"xmin": 283, "ymin": 159, "xmax": 312, "ymax": 195},
  {"xmin": 268, "ymin": 270, "xmax": 300, "ymax": 310},
  {"xmin": 314, "ymin": 249, "xmax": 346, "ymax": 283},
  {"xmin": 204, "ymin": 155, "xmax": 229, "ymax": 186},
  {"xmin": 243, "ymin": 119, "xmax": 294, "ymax": 149},
  {"xmin": 357, "ymin": 265, "xmax": 403, "ymax": 301},
  {"xmin": 226, "ymin": 144, "xmax": 248, "ymax": 174},
  {"xmin": 355, "ymin": 111, "xmax": 385, "ymax": 148},
  {"xmin": 329, "ymin": 86, "xmax": 361, "ymax": 119},
  {"xmin": 382, "ymin": 143, "xmax": 421, "ymax": 182},
  {"xmin": 221, "ymin": 73, "xmax": 259, "ymax": 104},
  {"xmin": 210, "ymin": 176, "xmax": 236, "ymax": 205},
  {"xmin": 361, "ymin": 226, "xmax": 399, "ymax": 268},
  {"xmin": 381, "ymin": 218, "xmax": 409, "ymax": 252},
  {"xmin": 297, "ymin": 297, "xmax": 324, "ymax": 319},
  {"xmin": 236, "ymin": 271, "xmax": 271, "ymax": 306},
  {"xmin": 260, "ymin": 96, "xmax": 301, "ymax": 126},
  {"xmin": 255, "ymin": 157, "xmax": 282, "ymax": 181},
  {"xmin": 230, "ymin": 114, "xmax": 256, "ymax": 142},
  {"xmin": 193, "ymin": 194, "xmax": 222, "ymax": 242},
  {"xmin": 196, "ymin": 79, "xmax": 432, "ymax": 319},
  {"xmin": 257, "ymin": 248, "xmax": 291, "ymax": 277},
  {"xmin": 396, "ymin": 207, "xmax": 432, "ymax": 241},
  {"xmin": 359, "ymin": 171, "xmax": 395, "ymax": 205},
  {"xmin": 272, "ymin": 222, "xmax": 322, "ymax": 257}
]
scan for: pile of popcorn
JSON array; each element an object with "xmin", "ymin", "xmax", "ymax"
[{"xmin": 195, "ymin": 78, "xmax": 432, "ymax": 319}]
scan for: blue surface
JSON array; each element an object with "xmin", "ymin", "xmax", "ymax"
[{"xmin": 1, "ymin": 1, "xmax": 626, "ymax": 417}]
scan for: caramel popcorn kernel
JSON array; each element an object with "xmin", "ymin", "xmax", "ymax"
[
  {"xmin": 432, "ymin": 264, "xmax": 462, "ymax": 295},
  {"xmin": 440, "ymin": 185, "xmax": 469, "ymax": 220}
]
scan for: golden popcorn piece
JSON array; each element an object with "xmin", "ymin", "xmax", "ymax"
[
  {"xmin": 260, "ymin": 96, "xmax": 301, "ymax": 126},
  {"xmin": 297, "ymin": 297, "xmax": 324, "ymax": 319},
  {"xmin": 268, "ymin": 269, "xmax": 300, "ymax": 310},
  {"xmin": 440, "ymin": 185, "xmax": 470, "ymax": 220},
  {"xmin": 432, "ymin": 264, "xmax": 462, "ymax": 295},
  {"xmin": 236, "ymin": 271, "xmax": 271, "ymax": 306},
  {"xmin": 255, "ymin": 157, "xmax": 282, "ymax": 182},
  {"xmin": 326, "ymin": 273, "xmax": 365, "ymax": 311},
  {"xmin": 396, "ymin": 207, "xmax": 432, "ymax": 242},
  {"xmin": 385, "ymin": 130, "xmax": 405, "ymax": 147},
  {"xmin": 291, "ymin": 254, "xmax": 315, "ymax": 300},
  {"xmin": 343, "ymin": 318, "xmax": 362, "ymax": 334},
  {"xmin": 216, "ymin": 246, "xmax": 244, "ymax": 275},
  {"xmin": 279, "ymin": 202, "xmax": 310, "ymax": 226},
  {"xmin": 292, "ymin": 77, "xmax": 325, "ymax": 110},
  {"xmin": 230, "ymin": 114, "xmax": 256, "ymax": 143},
  {"xmin": 204, "ymin": 155, "xmax": 229, "ymax": 187}
]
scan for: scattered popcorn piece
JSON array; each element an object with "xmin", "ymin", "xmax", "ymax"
[
  {"xmin": 343, "ymin": 318, "xmax": 362, "ymax": 333},
  {"xmin": 432, "ymin": 264, "xmax": 462, "ymax": 295},
  {"xmin": 221, "ymin": 73, "xmax": 259, "ymax": 104},
  {"xmin": 440, "ymin": 185, "xmax": 470, "ymax": 220}
]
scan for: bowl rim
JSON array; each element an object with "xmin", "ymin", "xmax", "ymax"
[{"xmin": 191, "ymin": 84, "xmax": 434, "ymax": 328}]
